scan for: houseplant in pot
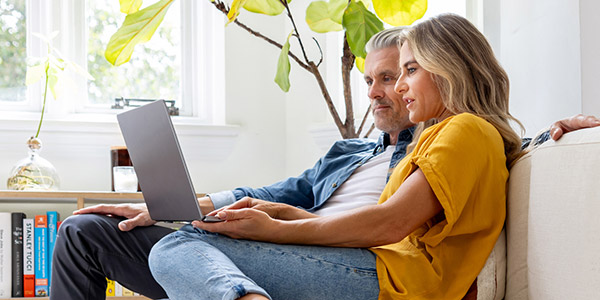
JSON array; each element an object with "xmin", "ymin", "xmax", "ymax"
[{"xmin": 6, "ymin": 32, "xmax": 93, "ymax": 190}]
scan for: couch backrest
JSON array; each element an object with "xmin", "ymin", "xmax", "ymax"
[{"xmin": 505, "ymin": 126, "xmax": 600, "ymax": 300}]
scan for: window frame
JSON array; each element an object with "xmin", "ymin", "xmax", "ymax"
[{"xmin": 1, "ymin": 0, "xmax": 225, "ymax": 124}]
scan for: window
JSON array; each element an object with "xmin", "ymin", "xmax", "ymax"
[
  {"xmin": 86, "ymin": 0, "xmax": 181, "ymax": 108},
  {"xmin": 0, "ymin": 0, "xmax": 224, "ymax": 123},
  {"xmin": 0, "ymin": 0, "xmax": 27, "ymax": 105}
]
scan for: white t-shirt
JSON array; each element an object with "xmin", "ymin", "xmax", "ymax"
[{"xmin": 314, "ymin": 145, "xmax": 395, "ymax": 217}]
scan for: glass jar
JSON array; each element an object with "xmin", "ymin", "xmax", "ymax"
[{"xmin": 6, "ymin": 137, "xmax": 60, "ymax": 190}]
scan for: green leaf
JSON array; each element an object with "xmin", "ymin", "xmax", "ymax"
[
  {"xmin": 120, "ymin": 0, "xmax": 144, "ymax": 14},
  {"xmin": 243, "ymin": 0, "xmax": 285, "ymax": 16},
  {"xmin": 342, "ymin": 0, "xmax": 383, "ymax": 58},
  {"xmin": 105, "ymin": 0, "xmax": 174, "ymax": 66},
  {"xmin": 47, "ymin": 61, "xmax": 64, "ymax": 99},
  {"xmin": 305, "ymin": 0, "xmax": 347, "ymax": 33},
  {"xmin": 31, "ymin": 31, "xmax": 59, "ymax": 45},
  {"xmin": 274, "ymin": 32, "xmax": 293, "ymax": 92},
  {"xmin": 67, "ymin": 61, "xmax": 95, "ymax": 81},
  {"xmin": 372, "ymin": 0, "xmax": 427, "ymax": 26},
  {"xmin": 227, "ymin": 0, "xmax": 249, "ymax": 25},
  {"xmin": 26, "ymin": 59, "xmax": 48, "ymax": 86},
  {"xmin": 355, "ymin": 56, "xmax": 365, "ymax": 73}
]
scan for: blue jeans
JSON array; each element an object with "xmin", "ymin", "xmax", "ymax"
[{"xmin": 149, "ymin": 225, "xmax": 380, "ymax": 300}]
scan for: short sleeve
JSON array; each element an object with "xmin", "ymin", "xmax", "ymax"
[{"xmin": 411, "ymin": 114, "xmax": 506, "ymax": 246}]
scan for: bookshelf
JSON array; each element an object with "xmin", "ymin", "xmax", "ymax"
[{"xmin": 0, "ymin": 190, "xmax": 196, "ymax": 300}]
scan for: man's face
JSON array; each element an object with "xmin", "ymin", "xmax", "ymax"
[{"xmin": 364, "ymin": 46, "xmax": 413, "ymax": 138}]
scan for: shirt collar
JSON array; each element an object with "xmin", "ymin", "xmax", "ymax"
[{"xmin": 374, "ymin": 126, "xmax": 416, "ymax": 154}]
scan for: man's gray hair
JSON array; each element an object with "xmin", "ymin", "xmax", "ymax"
[{"xmin": 365, "ymin": 27, "xmax": 408, "ymax": 54}]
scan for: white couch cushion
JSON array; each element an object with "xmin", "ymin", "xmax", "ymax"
[
  {"xmin": 527, "ymin": 127, "xmax": 600, "ymax": 299},
  {"xmin": 505, "ymin": 150, "xmax": 533, "ymax": 300}
]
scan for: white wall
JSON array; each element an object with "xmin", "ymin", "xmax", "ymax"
[{"xmin": 497, "ymin": 0, "xmax": 600, "ymax": 136}]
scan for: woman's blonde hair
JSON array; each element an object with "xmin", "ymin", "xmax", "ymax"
[{"xmin": 401, "ymin": 14, "xmax": 524, "ymax": 166}]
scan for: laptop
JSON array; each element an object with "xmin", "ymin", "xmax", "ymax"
[{"xmin": 116, "ymin": 100, "xmax": 221, "ymax": 222}]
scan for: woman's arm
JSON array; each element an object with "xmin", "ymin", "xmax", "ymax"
[{"xmin": 194, "ymin": 169, "xmax": 442, "ymax": 248}]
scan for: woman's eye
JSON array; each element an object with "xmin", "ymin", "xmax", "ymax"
[{"xmin": 407, "ymin": 67, "xmax": 416, "ymax": 74}]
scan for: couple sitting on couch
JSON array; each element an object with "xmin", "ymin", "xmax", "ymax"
[{"xmin": 50, "ymin": 14, "xmax": 600, "ymax": 300}]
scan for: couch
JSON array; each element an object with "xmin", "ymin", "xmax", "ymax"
[{"xmin": 472, "ymin": 126, "xmax": 600, "ymax": 300}]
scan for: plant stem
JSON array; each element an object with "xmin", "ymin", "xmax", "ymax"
[
  {"xmin": 211, "ymin": 1, "xmax": 309, "ymax": 71},
  {"xmin": 279, "ymin": 0, "xmax": 310, "ymax": 64},
  {"xmin": 35, "ymin": 64, "xmax": 50, "ymax": 138}
]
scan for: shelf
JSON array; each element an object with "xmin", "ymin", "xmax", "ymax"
[
  {"xmin": 5, "ymin": 297, "xmax": 151, "ymax": 300},
  {"xmin": 0, "ymin": 190, "xmax": 205, "ymax": 209},
  {"xmin": 0, "ymin": 190, "xmax": 202, "ymax": 299}
]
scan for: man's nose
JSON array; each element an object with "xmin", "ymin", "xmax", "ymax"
[{"xmin": 368, "ymin": 84, "xmax": 384, "ymax": 99}]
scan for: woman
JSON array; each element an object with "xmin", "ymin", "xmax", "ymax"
[{"xmin": 148, "ymin": 14, "xmax": 522, "ymax": 300}]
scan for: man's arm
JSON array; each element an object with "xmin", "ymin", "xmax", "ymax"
[
  {"xmin": 522, "ymin": 114, "xmax": 600, "ymax": 149},
  {"xmin": 549, "ymin": 114, "xmax": 600, "ymax": 140}
]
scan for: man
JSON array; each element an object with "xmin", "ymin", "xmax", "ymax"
[{"xmin": 50, "ymin": 28, "xmax": 600, "ymax": 300}]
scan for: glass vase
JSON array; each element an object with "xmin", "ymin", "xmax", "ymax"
[{"xmin": 6, "ymin": 137, "xmax": 60, "ymax": 191}]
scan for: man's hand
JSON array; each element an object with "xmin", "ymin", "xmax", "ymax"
[
  {"xmin": 73, "ymin": 203, "xmax": 155, "ymax": 231},
  {"xmin": 550, "ymin": 114, "xmax": 600, "ymax": 140}
]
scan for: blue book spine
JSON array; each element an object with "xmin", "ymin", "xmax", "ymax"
[
  {"xmin": 34, "ymin": 215, "xmax": 48, "ymax": 297},
  {"xmin": 46, "ymin": 211, "xmax": 58, "ymax": 294}
]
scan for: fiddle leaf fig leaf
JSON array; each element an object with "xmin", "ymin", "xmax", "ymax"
[
  {"xmin": 244, "ymin": 0, "xmax": 285, "ymax": 16},
  {"xmin": 306, "ymin": 0, "xmax": 347, "ymax": 33},
  {"xmin": 105, "ymin": 0, "xmax": 174, "ymax": 66},
  {"xmin": 227, "ymin": 0, "xmax": 249, "ymax": 25},
  {"xmin": 355, "ymin": 56, "xmax": 365, "ymax": 73},
  {"xmin": 274, "ymin": 32, "xmax": 293, "ymax": 92},
  {"xmin": 120, "ymin": 0, "xmax": 143, "ymax": 14},
  {"xmin": 342, "ymin": 0, "xmax": 383, "ymax": 58},
  {"xmin": 372, "ymin": 0, "xmax": 427, "ymax": 26}
]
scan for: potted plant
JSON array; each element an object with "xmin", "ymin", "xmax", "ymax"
[
  {"xmin": 6, "ymin": 31, "xmax": 93, "ymax": 190},
  {"xmin": 103, "ymin": 0, "xmax": 426, "ymax": 139}
]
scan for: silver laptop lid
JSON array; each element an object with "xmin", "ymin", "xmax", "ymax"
[{"xmin": 116, "ymin": 100, "xmax": 203, "ymax": 222}]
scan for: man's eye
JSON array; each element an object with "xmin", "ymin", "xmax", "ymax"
[{"xmin": 365, "ymin": 80, "xmax": 373, "ymax": 86}]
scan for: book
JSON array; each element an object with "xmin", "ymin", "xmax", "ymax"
[
  {"xmin": 34, "ymin": 215, "xmax": 48, "ymax": 297},
  {"xmin": 114, "ymin": 281, "xmax": 123, "ymax": 296},
  {"xmin": 46, "ymin": 211, "xmax": 58, "ymax": 293},
  {"xmin": 0, "ymin": 212, "xmax": 11, "ymax": 298},
  {"xmin": 106, "ymin": 278, "xmax": 115, "ymax": 296},
  {"xmin": 11, "ymin": 212, "xmax": 25, "ymax": 297},
  {"xmin": 23, "ymin": 218, "xmax": 34, "ymax": 297},
  {"xmin": 122, "ymin": 285, "xmax": 135, "ymax": 296}
]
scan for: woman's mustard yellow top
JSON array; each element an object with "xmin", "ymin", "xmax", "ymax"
[{"xmin": 371, "ymin": 113, "xmax": 508, "ymax": 299}]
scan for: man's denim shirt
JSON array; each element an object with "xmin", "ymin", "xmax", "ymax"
[{"xmin": 209, "ymin": 128, "xmax": 415, "ymax": 212}]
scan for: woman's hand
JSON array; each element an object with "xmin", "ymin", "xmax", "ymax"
[
  {"xmin": 193, "ymin": 208, "xmax": 283, "ymax": 241},
  {"xmin": 208, "ymin": 197, "xmax": 319, "ymax": 221},
  {"xmin": 73, "ymin": 203, "xmax": 156, "ymax": 231},
  {"xmin": 208, "ymin": 197, "xmax": 282, "ymax": 219}
]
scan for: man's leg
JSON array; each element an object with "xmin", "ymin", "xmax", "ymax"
[
  {"xmin": 50, "ymin": 214, "xmax": 174, "ymax": 300},
  {"xmin": 149, "ymin": 225, "xmax": 380, "ymax": 300}
]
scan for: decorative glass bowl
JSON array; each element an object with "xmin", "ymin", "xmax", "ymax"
[{"xmin": 7, "ymin": 137, "xmax": 60, "ymax": 190}]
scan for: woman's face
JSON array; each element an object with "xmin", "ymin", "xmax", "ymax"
[{"xmin": 394, "ymin": 42, "xmax": 449, "ymax": 123}]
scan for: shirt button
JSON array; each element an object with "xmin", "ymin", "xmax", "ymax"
[{"xmin": 332, "ymin": 183, "xmax": 337, "ymax": 188}]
